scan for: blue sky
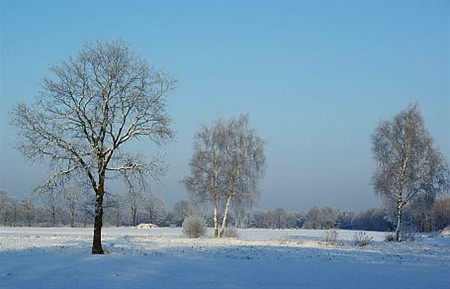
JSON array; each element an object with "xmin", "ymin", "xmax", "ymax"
[{"xmin": 1, "ymin": 1, "xmax": 449, "ymax": 211}]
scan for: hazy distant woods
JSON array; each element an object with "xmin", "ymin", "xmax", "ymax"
[{"xmin": 1, "ymin": 190, "xmax": 449, "ymax": 232}]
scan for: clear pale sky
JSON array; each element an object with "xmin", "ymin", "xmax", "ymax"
[{"xmin": 1, "ymin": 1, "xmax": 449, "ymax": 212}]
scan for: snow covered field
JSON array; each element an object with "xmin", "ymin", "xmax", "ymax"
[{"xmin": 0, "ymin": 227, "xmax": 449, "ymax": 289}]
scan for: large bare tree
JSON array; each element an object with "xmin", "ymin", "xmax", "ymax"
[
  {"xmin": 10, "ymin": 40, "xmax": 176, "ymax": 253},
  {"xmin": 184, "ymin": 114, "xmax": 266, "ymax": 237},
  {"xmin": 371, "ymin": 104, "xmax": 449, "ymax": 241}
]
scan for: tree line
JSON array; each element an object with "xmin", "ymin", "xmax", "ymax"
[{"xmin": 1, "ymin": 190, "xmax": 449, "ymax": 233}]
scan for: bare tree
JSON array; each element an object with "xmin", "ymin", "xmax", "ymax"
[
  {"xmin": 0, "ymin": 191, "xmax": 10, "ymax": 225},
  {"xmin": 184, "ymin": 120, "xmax": 224, "ymax": 237},
  {"xmin": 0, "ymin": 191, "xmax": 15, "ymax": 226},
  {"xmin": 60, "ymin": 181, "xmax": 89, "ymax": 227},
  {"xmin": 141, "ymin": 191, "xmax": 165, "ymax": 225},
  {"xmin": 20, "ymin": 196, "xmax": 35, "ymax": 227},
  {"xmin": 124, "ymin": 190, "xmax": 143, "ymax": 226},
  {"xmin": 431, "ymin": 197, "xmax": 450, "ymax": 231},
  {"xmin": 173, "ymin": 200, "xmax": 193, "ymax": 226},
  {"xmin": 184, "ymin": 114, "xmax": 266, "ymax": 237},
  {"xmin": 272, "ymin": 207, "xmax": 289, "ymax": 229},
  {"xmin": 38, "ymin": 191, "xmax": 63, "ymax": 226},
  {"xmin": 303, "ymin": 206, "xmax": 339, "ymax": 229},
  {"xmin": 10, "ymin": 40, "xmax": 175, "ymax": 253},
  {"xmin": 371, "ymin": 104, "xmax": 449, "ymax": 241}
]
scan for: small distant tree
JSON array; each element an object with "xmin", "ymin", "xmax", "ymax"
[
  {"xmin": 60, "ymin": 181, "xmax": 88, "ymax": 227},
  {"xmin": 371, "ymin": 104, "xmax": 449, "ymax": 241},
  {"xmin": 184, "ymin": 114, "xmax": 266, "ymax": 237},
  {"xmin": 0, "ymin": 191, "xmax": 15, "ymax": 226},
  {"xmin": 303, "ymin": 206, "xmax": 339, "ymax": 230},
  {"xmin": 141, "ymin": 191, "xmax": 165, "ymax": 225},
  {"xmin": 10, "ymin": 40, "xmax": 175, "ymax": 253},
  {"xmin": 39, "ymin": 191, "xmax": 63, "ymax": 226},
  {"xmin": 431, "ymin": 197, "xmax": 450, "ymax": 231},
  {"xmin": 173, "ymin": 200, "xmax": 193, "ymax": 226},
  {"xmin": 20, "ymin": 196, "xmax": 35, "ymax": 227},
  {"xmin": 124, "ymin": 190, "xmax": 143, "ymax": 226},
  {"xmin": 272, "ymin": 207, "xmax": 289, "ymax": 229}
]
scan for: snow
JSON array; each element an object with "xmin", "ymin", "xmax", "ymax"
[
  {"xmin": 1, "ymin": 227, "xmax": 449, "ymax": 289},
  {"xmin": 135, "ymin": 223, "xmax": 159, "ymax": 229}
]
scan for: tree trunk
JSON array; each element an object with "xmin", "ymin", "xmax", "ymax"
[
  {"xmin": 395, "ymin": 197, "xmax": 403, "ymax": 242},
  {"xmin": 92, "ymin": 190, "xmax": 104, "ymax": 254},
  {"xmin": 52, "ymin": 208, "xmax": 56, "ymax": 227},
  {"xmin": 68, "ymin": 202, "xmax": 76, "ymax": 228},
  {"xmin": 132, "ymin": 207, "xmax": 137, "ymax": 226},
  {"xmin": 116, "ymin": 211, "xmax": 121, "ymax": 228},
  {"xmin": 219, "ymin": 195, "xmax": 233, "ymax": 238},
  {"xmin": 70, "ymin": 208, "xmax": 75, "ymax": 228},
  {"xmin": 213, "ymin": 200, "xmax": 219, "ymax": 238},
  {"xmin": 148, "ymin": 207, "xmax": 153, "ymax": 224}
]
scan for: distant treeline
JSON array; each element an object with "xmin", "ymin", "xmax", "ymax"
[{"xmin": 1, "ymin": 190, "xmax": 449, "ymax": 232}]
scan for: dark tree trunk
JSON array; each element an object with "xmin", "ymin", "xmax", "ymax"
[
  {"xmin": 116, "ymin": 211, "xmax": 121, "ymax": 228},
  {"xmin": 70, "ymin": 210, "xmax": 75, "ymax": 228},
  {"xmin": 92, "ymin": 191, "xmax": 104, "ymax": 254},
  {"xmin": 69, "ymin": 203, "xmax": 76, "ymax": 228}
]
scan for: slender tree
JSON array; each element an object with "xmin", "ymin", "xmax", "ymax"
[
  {"xmin": 10, "ymin": 40, "xmax": 175, "ymax": 253},
  {"xmin": 0, "ymin": 191, "xmax": 15, "ymax": 226},
  {"xmin": 173, "ymin": 200, "xmax": 193, "ymax": 226},
  {"xmin": 184, "ymin": 114, "xmax": 266, "ymax": 237},
  {"xmin": 141, "ymin": 191, "xmax": 165, "ymax": 225},
  {"xmin": 371, "ymin": 104, "xmax": 449, "ymax": 241}
]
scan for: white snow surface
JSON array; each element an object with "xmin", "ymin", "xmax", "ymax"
[{"xmin": 0, "ymin": 227, "xmax": 449, "ymax": 289}]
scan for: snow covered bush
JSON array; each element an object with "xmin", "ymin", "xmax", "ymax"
[
  {"xmin": 324, "ymin": 229, "xmax": 338, "ymax": 244},
  {"xmin": 182, "ymin": 216, "xmax": 207, "ymax": 238},
  {"xmin": 400, "ymin": 229, "xmax": 416, "ymax": 242},
  {"xmin": 353, "ymin": 232, "xmax": 373, "ymax": 246},
  {"xmin": 385, "ymin": 232, "xmax": 396, "ymax": 242},
  {"xmin": 222, "ymin": 227, "xmax": 239, "ymax": 238},
  {"xmin": 440, "ymin": 226, "xmax": 450, "ymax": 237},
  {"xmin": 385, "ymin": 228, "xmax": 416, "ymax": 242}
]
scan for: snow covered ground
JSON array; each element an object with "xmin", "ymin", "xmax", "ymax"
[{"xmin": 0, "ymin": 227, "xmax": 449, "ymax": 289}]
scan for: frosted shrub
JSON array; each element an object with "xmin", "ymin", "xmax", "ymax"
[
  {"xmin": 353, "ymin": 232, "xmax": 373, "ymax": 246},
  {"xmin": 182, "ymin": 216, "xmax": 207, "ymax": 238},
  {"xmin": 385, "ymin": 229, "xmax": 416, "ymax": 242},
  {"xmin": 384, "ymin": 232, "xmax": 396, "ymax": 242},
  {"xmin": 222, "ymin": 227, "xmax": 239, "ymax": 238},
  {"xmin": 278, "ymin": 232, "xmax": 291, "ymax": 244},
  {"xmin": 400, "ymin": 229, "xmax": 416, "ymax": 242},
  {"xmin": 324, "ymin": 229, "xmax": 338, "ymax": 244}
]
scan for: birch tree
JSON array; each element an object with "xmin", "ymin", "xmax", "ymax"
[
  {"xmin": 371, "ymin": 104, "xmax": 449, "ymax": 241},
  {"xmin": 10, "ymin": 40, "xmax": 175, "ymax": 253},
  {"xmin": 184, "ymin": 114, "xmax": 266, "ymax": 237}
]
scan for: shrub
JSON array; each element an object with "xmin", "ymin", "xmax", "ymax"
[
  {"xmin": 324, "ymin": 229, "xmax": 338, "ymax": 244},
  {"xmin": 182, "ymin": 216, "xmax": 207, "ymax": 238},
  {"xmin": 384, "ymin": 232, "xmax": 396, "ymax": 242},
  {"xmin": 278, "ymin": 232, "xmax": 291, "ymax": 244},
  {"xmin": 384, "ymin": 229, "xmax": 416, "ymax": 242},
  {"xmin": 353, "ymin": 232, "xmax": 373, "ymax": 246},
  {"xmin": 400, "ymin": 229, "xmax": 416, "ymax": 242},
  {"xmin": 222, "ymin": 227, "xmax": 239, "ymax": 238}
]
